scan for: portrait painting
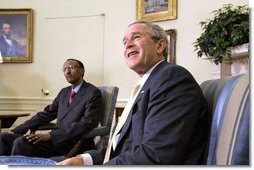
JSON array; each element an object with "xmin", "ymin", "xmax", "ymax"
[
  {"xmin": 137, "ymin": 0, "xmax": 177, "ymax": 22},
  {"xmin": 0, "ymin": 8, "xmax": 32, "ymax": 63}
]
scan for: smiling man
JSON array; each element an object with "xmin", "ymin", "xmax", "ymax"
[
  {"xmin": 58, "ymin": 21, "xmax": 210, "ymax": 165},
  {"xmin": 0, "ymin": 58, "xmax": 102, "ymax": 158}
]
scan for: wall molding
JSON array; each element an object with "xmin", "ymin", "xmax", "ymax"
[
  {"xmin": 0, "ymin": 97, "xmax": 54, "ymax": 127},
  {"xmin": 0, "ymin": 97, "xmax": 127, "ymax": 112},
  {"xmin": 0, "ymin": 97, "xmax": 127, "ymax": 106},
  {"xmin": 0, "ymin": 97, "xmax": 127, "ymax": 127}
]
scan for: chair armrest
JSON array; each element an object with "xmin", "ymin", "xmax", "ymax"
[
  {"xmin": 65, "ymin": 126, "xmax": 110, "ymax": 157},
  {"xmin": 84, "ymin": 126, "xmax": 110, "ymax": 138}
]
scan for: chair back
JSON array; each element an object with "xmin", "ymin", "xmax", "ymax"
[
  {"xmin": 200, "ymin": 74, "xmax": 249, "ymax": 165},
  {"xmin": 96, "ymin": 86, "xmax": 119, "ymax": 150},
  {"xmin": 65, "ymin": 86, "xmax": 119, "ymax": 157}
]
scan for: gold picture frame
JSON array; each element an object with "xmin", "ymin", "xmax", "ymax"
[
  {"xmin": 0, "ymin": 8, "xmax": 33, "ymax": 63},
  {"xmin": 165, "ymin": 29, "xmax": 176, "ymax": 63},
  {"xmin": 136, "ymin": 0, "xmax": 177, "ymax": 22}
]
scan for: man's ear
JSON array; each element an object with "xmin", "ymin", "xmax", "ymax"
[
  {"xmin": 157, "ymin": 39, "xmax": 166, "ymax": 54},
  {"xmin": 81, "ymin": 68, "xmax": 85, "ymax": 76}
]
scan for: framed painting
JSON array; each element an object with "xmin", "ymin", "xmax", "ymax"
[
  {"xmin": 136, "ymin": 0, "xmax": 177, "ymax": 22},
  {"xmin": 165, "ymin": 29, "xmax": 176, "ymax": 63},
  {"xmin": 0, "ymin": 8, "xmax": 33, "ymax": 63}
]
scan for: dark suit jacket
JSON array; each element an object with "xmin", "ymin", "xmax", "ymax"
[
  {"xmin": 12, "ymin": 80, "xmax": 102, "ymax": 152},
  {"xmin": 0, "ymin": 36, "xmax": 25, "ymax": 56},
  {"xmin": 88, "ymin": 61, "xmax": 209, "ymax": 165}
]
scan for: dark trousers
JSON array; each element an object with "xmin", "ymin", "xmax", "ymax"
[
  {"xmin": 0, "ymin": 133, "xmax": 64, "ymax": 158},
  {"xmin": 0, "ymin": 133, "xmax": 96, "ymax": 159},
  {"xmin": 0, "ymin": 133, "xmax": 21, "ymax": 155}
]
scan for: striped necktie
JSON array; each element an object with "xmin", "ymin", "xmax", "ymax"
[{"xmin": 68, "ymin": 90, "xmax": 75, "ymax": 105}]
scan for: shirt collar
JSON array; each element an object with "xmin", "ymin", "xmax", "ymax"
[
  {"xmin": 3, "ymin": 35, "xmax": 10, "ymax": 39},
  {"xmin": 138, "ymin": 60, "xmax": 165, "ymax": 88},
  {"xmin": 72, "ymin": 81, "xmax": 83, "ymax": 93}
]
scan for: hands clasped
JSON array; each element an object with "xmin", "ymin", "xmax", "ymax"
[{"xmin": 24, "ymin": 133, "xmax": 51, "ymax": 144}]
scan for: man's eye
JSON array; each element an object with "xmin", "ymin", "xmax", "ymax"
[
  {"xmin": 62, "ymin": 65, "xmax": 76, "ymax": 72},
  {"xmin": 134, "ymin": 35, "xmax": 141, "ymax": 39}
]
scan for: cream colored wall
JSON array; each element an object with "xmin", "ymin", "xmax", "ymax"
[{"xmin": 0, "ymin": 0, "xmax": 249, "ymax": 104}]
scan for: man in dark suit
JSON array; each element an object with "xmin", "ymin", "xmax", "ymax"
[
  {"xmin": 0, "ymin": 22, "xmax": 25, "ymax": 57},
  {"xmin": 58, "ymin": 21, "xmax": 209, "ymax": 165},
  {"xmin": 0, "ymin": 58, "xmax": 102, "ymax": 158}
]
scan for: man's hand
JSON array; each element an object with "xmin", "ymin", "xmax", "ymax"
[
  {"xmin": 24, "ymin": 133, "xmax": 51, "ymax": 144},
  {"xmin": 56, "ymin": 156, "xmax": 84, "ymax": 165}
]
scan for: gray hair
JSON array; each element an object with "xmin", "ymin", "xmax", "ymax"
[{"xmin": 129, "ymin": 20, "xmax": 169, "ymax": 58}]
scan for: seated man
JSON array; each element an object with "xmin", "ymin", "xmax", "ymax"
[
  {"xmin": 57, "ymin": 21, "xmax": 210, "ymax": 165},
  {"xmin": 0, "ymin": 58, "xmax": 102, "ymax": 158}
]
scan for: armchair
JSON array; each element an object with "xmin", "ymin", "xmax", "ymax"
[
  {"xmin": 200, "ymin": 74, "xmax": 249, "ymax": 165},
  {"xmin": 32, "ymin": 86, "xmax": 119, "ymax": 158}
]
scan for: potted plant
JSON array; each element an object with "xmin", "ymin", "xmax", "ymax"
[{"xmin": 193, "ymin": 4, "xmax": 249, "ymax": 65}]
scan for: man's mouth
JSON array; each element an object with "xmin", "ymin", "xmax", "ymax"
[{"xmin": 128, "ymin": 51, "xmax": 139, "ymax": 58}]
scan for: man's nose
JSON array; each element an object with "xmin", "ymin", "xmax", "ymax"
[
  {"xmin": 125, "ymin": 39, "xmax": 134, "ymax": 49},
  {"xmin": 64, "ymin": 69, "xmax": 71, "ymax": 74}
]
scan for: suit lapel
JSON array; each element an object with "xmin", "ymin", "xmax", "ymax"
[
  {"xmin": 65, "ymin": 92, "xmax": 81, "ymax": 113},
  {"xmin": 59, "ymin": 81, "xmax": 86, "ymax": 120},
  {"xmin": 58, "ymin": 88, "xmax": 72, "ymax": 120},
  {"xmin": 114, "ymin": 61, "xmax": 168, "ymax": 149},
  {"xmin": 115, "ymin": 86, "xmax": 146, "ymax": 148}
]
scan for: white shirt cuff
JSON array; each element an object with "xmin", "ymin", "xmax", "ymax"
[{"xmin": 79, "ymin": 153, "xmax": 93, "ymax": 165}]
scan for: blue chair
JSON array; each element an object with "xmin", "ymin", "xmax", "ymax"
[
  {"xmin": 66, "ymin": 86, "xmax": 119, "ymax": 157},
  {"xmin": 200, "ymin": 74, "xmax": 249, "ymax": 165}
]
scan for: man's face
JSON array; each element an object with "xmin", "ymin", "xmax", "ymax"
[
  {"xmin": 62, "ymin": 60, "xmax": 84, "ymax": 85},
  {"xmin": 123, "ymin": 23, "xmax": 164, "ymax": 75},
  {"xmin": 1, "ymin": 23, "xmax": 11, "ymax": 37}
]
